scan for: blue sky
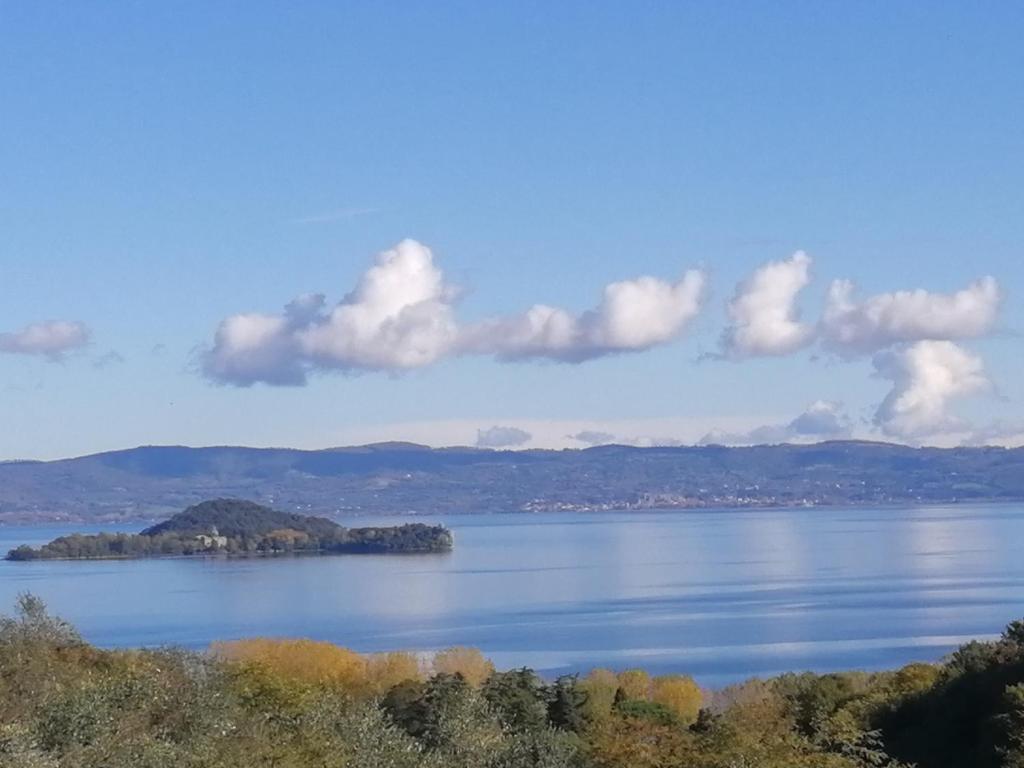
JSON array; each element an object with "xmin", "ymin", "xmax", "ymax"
[{"xmin": 1, "ymin": 2, "xmax": 1022, "ymax": 459}]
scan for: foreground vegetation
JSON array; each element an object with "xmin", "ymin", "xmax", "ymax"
[
  {"xmin": 7, "ymin": 499, "xmax": 454, "ymax": 560},
  {"xmin": 5, "ymin": 596, "xmax": 1024, "ymax": 767}
]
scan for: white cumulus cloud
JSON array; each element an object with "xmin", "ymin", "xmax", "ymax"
[
  {"xmin": 720, "ymin": 251, "xmax": 814, "ymax": 358},
  {"xmin": 203, "ymin": 242, "xmax": 708, "ymax": 385},
  {"xmin": 203, "ymin": 239, "xmax": 460, "ymax": 386},
  {"xmin": 300, "ymin": 240, "xmax": 459, "ymax": 371},
  {"xmin": 202, "ymin": 299, "xmax": 318, "ymax": 386},
  {"xmin": 873, "ymin": 340, "xmax": 990, "ymax": 440},
  {"xmin": 0, "ymin": 320, "xmax": 91, "ymax": 359},
  {"xmin": 821, "ymin": 276, "xmax": 1001, "ymax": 357},
  {"xmin": 462, "ymin": 271, "xmax": 706, "ymax": 362}
]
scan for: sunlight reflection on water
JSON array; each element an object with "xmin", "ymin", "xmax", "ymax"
[{"xmin": 2, "ymin": 505, "xmax": 1023, "ymax": 686}]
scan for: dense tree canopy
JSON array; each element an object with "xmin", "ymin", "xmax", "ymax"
[{"xmin": 7, "ymin": 596, "xmax": 1024, "ymax": 767}]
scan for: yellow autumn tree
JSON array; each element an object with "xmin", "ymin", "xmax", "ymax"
[
  {"xmin": 891, "ymin": 662, "xmax": 939, "ymax": 697},
  {"xmin": 588, "ymin": 716, "xmax": 696, "ymax": 768},
  {"xmin": 212, "ymin": 638, "xmax": 368, "ymax": 693},
  {"xmin": 652, "ymin": 675, "xmax": 702, "ymax": 724},
  {"xmin": 365, "ymin": 651, "xmax": 424, "ymax": 694},
  {"xmin": 431, "ymin": 646, "xmax": 495, "ymax": 686},
  {"xmin": 616, "ymin": 669, "xmax": 652, "ymax": 701},
  {"xmin": 580, "ymin": 668, "xmax": 619, "ymax": 721}
]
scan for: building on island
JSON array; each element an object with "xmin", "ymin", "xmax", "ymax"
[{"xmin": 195, "ymin": 526, "xmax": 228, "ymax": 550}]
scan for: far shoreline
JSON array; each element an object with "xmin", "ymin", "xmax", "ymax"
[{"xmin": 3, "ymin": 496, "xmax": 1024, "ymax": 529}]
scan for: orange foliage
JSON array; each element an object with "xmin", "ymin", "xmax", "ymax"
[
  {"xmin": 365, "ymin": 651, "xmax": 424, "ymax": 694},
  {"xmin": 588, "ymin": 716, "xmax": 695, "ymax": 768},
  {"xmin": 213, "ymin": 640, "xmax": 488, "ymax": 697},
  {"xmin": 212, "ymin": 638, "xmax": 367, "ymax": 692},
  {"xmin": 892, "ymin": 662, "xmax": 939, "ymax": 696},
  {"xmin": 651, "ymin": 675, "xmax": 702, "ymax": 724},
  {"xmin": 617, "ymin": 669, "xmax": 652, "ymax": 701},
  {"xmin": 432, "ymin": 646, "xmax": 495, "ymax": 686},
  {"xmin": 265, "ymin": 528, "xmax": 310, "ymax": 544},
  {"xmin": 581, "ymin": 668, "xmax": 620, "ymax": 720}
]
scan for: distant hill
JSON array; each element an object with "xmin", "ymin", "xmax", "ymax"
[
  {"xmin": 1, "ymin": 441, "xmax": 1023, "ymax": 523},
  {"xmin": 141, "ymin": 498, "xmax": 341, "ymax": 538}
]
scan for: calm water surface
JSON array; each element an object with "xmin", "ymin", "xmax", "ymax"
[{"xmin": 2, "ymin": 505, "xmax": 1023, "ymax": 687}]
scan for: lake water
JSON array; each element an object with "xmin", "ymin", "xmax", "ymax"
[{"xmin": 2, "ymin": 505, "xmax": 1023, "ymax": 687}]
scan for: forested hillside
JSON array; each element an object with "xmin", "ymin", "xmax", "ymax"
[{"xmin": 2, "ymin": 441, "xmax": 1024, "ymax": 522}]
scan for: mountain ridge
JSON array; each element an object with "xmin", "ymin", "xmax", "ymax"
[{"xmin": 1, "ymin": 440, "xmax": 1022, "ymax": 523}]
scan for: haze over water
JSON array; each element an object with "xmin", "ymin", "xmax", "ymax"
[{"xmin": 2, "ymin": 504, "xmax": 1022, "ymax": 687}]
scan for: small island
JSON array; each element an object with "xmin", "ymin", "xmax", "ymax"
[{"xmin": 6, "ymin": 498, "xmax": 454, "ymax": 560}]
